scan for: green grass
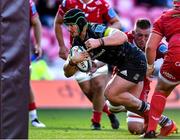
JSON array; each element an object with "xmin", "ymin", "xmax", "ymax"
[{"xmin": 29, "ymin": 109, "xmax": 180, "ymax": 139}]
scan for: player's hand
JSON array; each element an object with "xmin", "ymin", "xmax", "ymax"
[
  {"xmin": 59, "ymin": 46, "xmax": 69, "ymax": 60},
  {"xmin": 70, "ymin": 50, "xmax": 90, "ymax": 65},
  {"xmin": 85, "ymin": 38, "xmax": 101, "ymax": 51},
  {"xmin": 146, "ymin": 64, "xmax": 155, "ymax": 81},
  {"xmin": 34, "ymin": 44, "xmax": 43, "ymax": 59}
]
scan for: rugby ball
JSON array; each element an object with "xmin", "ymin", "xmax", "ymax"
[
  {"xmin": 70, "ymin": 45, "xmax": 92, "ymax": 72},
  {"xmin": 127, "ymin": 111, "xmax": 144, "ymax": 135}
]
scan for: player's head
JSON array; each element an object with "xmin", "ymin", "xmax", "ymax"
[
  {"xmin": 173, "ymin": 0, "xmax": 180, "ymax": 7},
  {"xmin": 132, "ymin": 18, "xmax": 151, "ymax": 51},
  {"xmin": 63, "ymin": 8, "xmax": 87, "ymax": 36}
]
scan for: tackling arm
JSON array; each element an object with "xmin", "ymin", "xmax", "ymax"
[
  {"xmin": 54, "ymin": 12, "xmax": 69, "ymax": 60},
  {"xmin": 145, "ymin": 32, "xmax": 163, "ymax": 76},
  {"xmin": 31, "ymin": 15, "xmax": 42, "ymax": 58}
]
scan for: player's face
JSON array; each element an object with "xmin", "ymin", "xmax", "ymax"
[
  {"xmin": 133, "ymin": 27, "xmax": 150, "ymax": 50},
  {"xmin": 67, "ymin": 24, "xmax": 79, "ymax": 37}
]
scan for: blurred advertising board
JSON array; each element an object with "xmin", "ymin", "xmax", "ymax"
[{"xmin": 31, "ymin": 80, "xmax": 180, "ymax": 108}]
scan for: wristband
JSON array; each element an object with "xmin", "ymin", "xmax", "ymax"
[{"xmin": 99, "ymin": 38, "xmax": 104, "ymax": 46}]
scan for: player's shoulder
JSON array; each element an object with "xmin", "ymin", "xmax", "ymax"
[{"xmin": 89, "ymin": 23, "xmax": 107, "ymax": 33}]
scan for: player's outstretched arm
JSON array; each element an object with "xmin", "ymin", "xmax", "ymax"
[
  {"xmin": 86, "ymin": 28, "xmax": 128, "ymax": 51},
  {"xmin": 54, "ymin": 12, "xmax": 69, "ymax": 60}
]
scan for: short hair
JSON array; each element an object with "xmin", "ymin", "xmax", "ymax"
[{"xmin": 134, "ymin": 19, "xmax": 151, "ymax": 30}]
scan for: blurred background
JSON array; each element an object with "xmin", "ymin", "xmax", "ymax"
[{"xmin": 30, "ymin": 0, "xmax": 180, "ymax": 108}]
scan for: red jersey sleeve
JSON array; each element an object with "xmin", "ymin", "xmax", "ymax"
[
  {"xmin": 100, "ymin": 0, "xmax": 117, "ymax": 22},
  {"xmin": 152, "ymin": 16, "xmax": 164, "ymax": 37},
  {"xmin": 29, "ymin": 0, "xmax": 38, "ymax": 19}
]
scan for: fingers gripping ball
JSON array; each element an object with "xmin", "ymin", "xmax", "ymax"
[{"xmin": 70, "ymin": 46, "xmax": 92, "ymax": 72}]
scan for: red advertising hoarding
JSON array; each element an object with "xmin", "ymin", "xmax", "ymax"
[{"xmin": 31, "ymin": 80, "xmax": 180, "ymax": 108}]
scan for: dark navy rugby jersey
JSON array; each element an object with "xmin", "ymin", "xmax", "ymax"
[{"xmin": 72, "ymin": 23, "xmax": 146, "ymax": 69}]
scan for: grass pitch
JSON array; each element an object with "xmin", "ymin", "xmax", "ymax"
[{"xmin": 29, "ymin": 109, "xmax": 180, "ymax": 139}]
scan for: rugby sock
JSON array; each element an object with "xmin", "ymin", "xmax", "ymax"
[
  {"xmin": 91, "ymin": 111, "xmax": 102, "ymax": 123},
  {"xmin": 138, "ymin": 100, "xmax": 150, "ymax": 112},
  {"xmin": 147, "ymin": 91, "xmax": 167, "ymax": 132},
  {"xmin": 29, "ymin": 102, "xmax": 38, "ymax": 121},
  {"xmin": 29, "ymin": 110, "xmax": 38, "ymax": 121},
  {"xmin": 103, "ymin": 103, "xmax": 111, "ymax": 116},
  {"xmin": 29, "ymin": 102, "xmax": 36, "ymax": 111},
  {"xmin": 159, "ymin": 115, "xmax": 170, "ymax": 127}
]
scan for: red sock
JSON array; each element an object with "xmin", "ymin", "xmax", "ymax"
[
  {"xmin": 91, "ymin": 111, "xmax": 102, "ymax": 123},
  {"xmin": 103, "ymin": 103, "xmax": 111, "ymax": 116},
  {"xmin": 139, "ymin": 79, "xmax": 150, "ymax": 101},
  {"xmin": 29, "ymin": 102, "xmax": 36, "ymax": 111},
  {"xmin": 147, "ymin": 91, "xmax": 167, "ymax": 132}
]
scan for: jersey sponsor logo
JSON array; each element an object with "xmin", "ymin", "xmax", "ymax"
[
  {"xmin": 159, "ymin": 44, "xmax": 167, "ymax": 53},
  {"xmin": 175, "ymin": 61, "xmax": 180, "ymax": 67},
  {"xmin": 133, "ymin": 74, "xmax": 140, "ymax": 81},
  {"xmin": 108, "ymin": 8, "xmax": 116, "ymax": 18},
  {"xmin": 95, "ymin": 0, "xmax": 102, "ymax": 5},
  {"xmin": 62, "ymin": 0, "xmax": 67, "ymax": 7},
  {"xmin": 172, "ymin": 13, "xmax": 180, "ymax": 18},
  {"xmin": 120, "ymin": 70, "xmax": 127, "ymax": 76},
  {"xmin": 95, "ymin": 25, "xmax": 106, "ymax": 33},
  {"xmin": 85, "ymin": 13, "xmax": 89, "ymax": 17},
  {"xmin": 86, "ymin": 6, "xmax": 96, "ymax": 12},
  {"xmin": 162, "ymin": 71, "xmax": 175, "ymax": 80},
  {"xmin": 91, "ymin": 49, "xmax": 105, "ymax": 60}
]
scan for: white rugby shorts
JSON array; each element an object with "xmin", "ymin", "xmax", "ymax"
[{"xmin": 74, "ymin": 64, "xmax": 108, "ymax": 83}]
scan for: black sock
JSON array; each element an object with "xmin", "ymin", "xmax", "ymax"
[
  {"xmin": 138, "ymin": 101, "xmax": 149, "ymax": 112},
  {"xmin": 159, "ymin": 115, "xmax": 170, "ymax": 127}
]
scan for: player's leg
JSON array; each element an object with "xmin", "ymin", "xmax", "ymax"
[
  {"xmin": 75, "ymin": 71, "xmax": 102, "ymax": 130},
  {"xmin": 144, "ymin": 54, "xmax": 180, "ymax": 138},
  {"xmin": 90, "ymin": 65, "xmax": 119, "ymax": 129},
  {"xmin": 75, "ymin": 65, "xmax": 119, "ymax": 130},
  {"xmin": 29, "ymin": 86, "xmax": 46, "ymax": 128},
  {"xmin": 105, "ymin": 75, "xmax": 149, "ymax": 114},
  {"xmin": 144, "ymin": 78, "xmax": 178, "ymax": 138}
]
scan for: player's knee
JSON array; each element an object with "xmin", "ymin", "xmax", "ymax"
[{"xmin": 127, "ymin": 111, "xmax": 144, "ymax": 135}]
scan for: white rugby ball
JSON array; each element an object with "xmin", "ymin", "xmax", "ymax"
[{"xmin": 70, "ymin": 45, "xmax": 92, "ymax": 72}]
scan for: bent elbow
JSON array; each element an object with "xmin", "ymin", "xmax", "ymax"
[
  {"xmin": 120, "ymin": 32, "xmax": 128, "ymax": 44},
  {"xmin": 64, "ymin": 72, "xmax": 73, "ymax": 78}
]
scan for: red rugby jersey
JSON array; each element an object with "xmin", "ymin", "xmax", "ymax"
[
  {"xmin": 153, "ymin": 9, "xmax": 180, "ymax": 53},
  {"xmin": 30, "ymin": 0, "xmax": 38, "ymax": 19},
  {"xmin": 58, "ymin": 0, "xmax": 117, "ymax": 24}
]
